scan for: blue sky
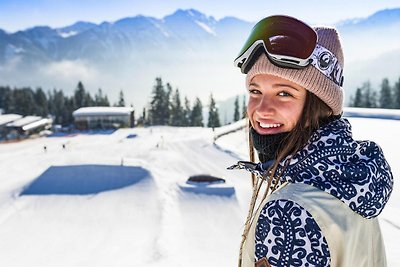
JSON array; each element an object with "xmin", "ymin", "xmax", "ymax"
[{"xmin": 1, "ymin": 0, "xmax": 400, "ymax": 32}]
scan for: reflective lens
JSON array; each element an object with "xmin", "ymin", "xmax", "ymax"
[{"xmin": 234, "ymin": 15, "xmax": 317, "ymax": 73}]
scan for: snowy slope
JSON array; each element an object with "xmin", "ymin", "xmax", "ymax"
[{"xmin": 0, "ymin": 118, "xmax": 399, "ymax": 266}]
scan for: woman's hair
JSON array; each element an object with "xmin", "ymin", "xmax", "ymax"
[
  {"xmin": 239, "ymin": 91, "xmax": 335, "ymax": 260},
  {"xmin": 267, "ymin": 90, "xmax": 334, "ymax": 182}
]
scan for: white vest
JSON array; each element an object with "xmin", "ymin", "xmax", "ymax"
[{"xmin": 241, "ymin": 182, "xmax": 387, "ymax": 267}]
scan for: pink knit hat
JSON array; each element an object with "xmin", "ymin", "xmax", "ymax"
[{"xmin": 246, "ymin": 27, "xmax": 345, "ymax": 115}]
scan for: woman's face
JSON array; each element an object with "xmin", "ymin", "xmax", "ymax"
[{"xmin": 247, "ymin": 74, "xmax": 307, "ymax": 135}]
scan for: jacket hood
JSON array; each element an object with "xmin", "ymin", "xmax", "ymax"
[{"xmin": 277, "ymin": 118, "xmax": 393, "ymax": 218}]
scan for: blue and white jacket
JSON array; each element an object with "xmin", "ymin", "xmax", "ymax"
[{"xmin": 231, "ymin": 118, "xmax": 393, "ymax": 266}]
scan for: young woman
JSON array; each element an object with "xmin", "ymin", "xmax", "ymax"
[{"xmin": 229, "ymin": 15, "xmax": 394, "ymax": 267}]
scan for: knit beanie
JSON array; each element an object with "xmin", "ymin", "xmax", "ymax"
[{"xmin": 246, "ymin": 27, "xmax": 344, "ymax": 115}]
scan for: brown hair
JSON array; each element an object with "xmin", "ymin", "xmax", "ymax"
[
  {"xmin": 268, "ymin": 90, "xmax": 334, "ymax": 183},
  {"xmin": 238, "ymin": 91, "xmax": 334, "ymax": 266}
]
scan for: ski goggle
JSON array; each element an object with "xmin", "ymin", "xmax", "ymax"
[{"xmin": 234, "ymin": 15, "xmax": 344, "ymax": 86}]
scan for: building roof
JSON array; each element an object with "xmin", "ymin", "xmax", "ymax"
[
  {"xmin": 22, "ymin": 118, "xmax": 53, "ymax": 131},
  {"xmin": 6, "ymin": 116, "xmax": 42, "ymax": 128},
  {"xmin": 73, "ymin": 107, "xmax": 134, "ymax": 117},
  {"xmin": 0, "ymin": 114, "xmax": 23, "ymax": 126}
]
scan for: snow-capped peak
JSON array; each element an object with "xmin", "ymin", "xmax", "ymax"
[
  {"xmin": 58, "ymin": 30, "xmax": 78, "ymax": 38},
  {"xmin": 195, "ymin": 21, "xmax": 216, "ymax": 36}
]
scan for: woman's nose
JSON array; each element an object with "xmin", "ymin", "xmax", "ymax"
[{"xmin": 256, "ymin": 95, "xmax": 275, "ymax": 116}]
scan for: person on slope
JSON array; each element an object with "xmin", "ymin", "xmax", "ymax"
[{"xmin": 229, "ymin": 15, "xmax": 394, "ymax": 267}]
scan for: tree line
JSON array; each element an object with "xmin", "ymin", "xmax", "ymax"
[
  {"xmin": 141, "ymin": 77, "xmax": 222, "ymax": 127},
  {"xmin": 0, "ymin": 82, "xmax": 125, "ymax": 126},
  {"xmin": 0, "ymin": 77, "xmax": 247, "ymax": 128},
  {"xmin": 142, "ymin": 77, "xmax": 248, "ymax": 127},
  {"xmin": 4, "ymin": 75, "xmax": 397, "ymax": 129},
  {"xmin": 349, "ymin": 77, "xmax": 400, "ymax": 108}
]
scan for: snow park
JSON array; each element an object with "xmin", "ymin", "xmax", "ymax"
[
  {"xmin": 1, "ymin": 3, "xmax": 400, "ymax": 266},
  {"xmin": 0, "ymin": 108, "xmax": 399, "ymax": 267}
]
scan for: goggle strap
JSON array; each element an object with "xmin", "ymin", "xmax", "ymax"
[
  {"xmin": 310, "ymin": 44, "xmax": 344, "ymax": 87},
  {"xmin": 234, "ymin": 42, "xmax": 344, "ymax": 87}
]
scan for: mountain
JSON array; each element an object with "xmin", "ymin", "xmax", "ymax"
[
  {"xmin": 337, "ymin": 8, "xmax": 400, "ymax": 28},
  {"xmin": 0, "ymin": 9, "xmax": 252, "ymax": 111},
  {"xmin": 0, "ymin": 8, "xmax": 399, "ymax": 111},
  {"xmin": 57, "ymin": 21, "xmax": 97, "ymax": 37},
  {"xmin": 0, "ymin": 9, "xmax": 234, "ymax": 64},
  {"xmin": 335, "ymin": 8, "xmax": 400, "ymax": 100}
]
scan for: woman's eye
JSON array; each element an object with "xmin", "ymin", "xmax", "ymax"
[
  {"xmin": 278, "ymin": 91, "xmax": 292, "ymax": 97},
  {"xmin": 249, "ymin": 89, "xmax": 261, "ymax": 95}
]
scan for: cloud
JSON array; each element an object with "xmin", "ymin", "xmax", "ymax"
[{"xmin": 39, "ymin": 60, "xmax": 100, "ymax": 84}]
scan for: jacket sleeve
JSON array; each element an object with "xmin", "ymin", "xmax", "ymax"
[{"xmin": 255, "ymin": 199, "xmax": 331, "ymax": 267}]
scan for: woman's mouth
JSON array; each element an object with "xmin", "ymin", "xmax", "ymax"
[
  {"xmin": 256, "ymin": 121, "xmax": 284, "ymax": 134},
  {"xmin": 259, "ymin": 122, "xmax": 282, "ymax": 129}
]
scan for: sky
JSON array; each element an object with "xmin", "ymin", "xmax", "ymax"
[{"xmin": 1, "ymin": 0, "xmax": 400, "ymax": 32}]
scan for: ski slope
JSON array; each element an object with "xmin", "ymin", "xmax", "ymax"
[{"xmin": 0, "ymin": 117, "xmax": 398, "ymax": 266}]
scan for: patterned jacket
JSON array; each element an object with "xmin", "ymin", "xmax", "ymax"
[{"xmin": 230, "ymin": 118, "xmax": 393, "ymax": 266}]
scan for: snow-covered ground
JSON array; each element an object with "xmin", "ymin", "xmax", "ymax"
[{"xmin": 0, "ymin": 117, "xmax": 398, "ymax": 266}]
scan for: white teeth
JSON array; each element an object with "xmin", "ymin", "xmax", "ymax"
[{"xmin": 260, "ymin": 123, "xmax": 281, "ymax": 129}]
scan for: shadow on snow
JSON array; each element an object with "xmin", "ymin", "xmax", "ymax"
[{"xmin": 20, "ymin": 164, "xmax": 151, "ymax": 195}]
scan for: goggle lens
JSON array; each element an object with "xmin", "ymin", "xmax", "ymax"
[{"xmin": 235, "ymin": 15, "xmax": 317, "ymax": 72}]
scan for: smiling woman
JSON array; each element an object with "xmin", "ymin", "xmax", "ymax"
[
  {"xmin": 229, "ymin": 15, "xmax": 393, "ymax": 267},
  {"xmin": 247, "ymin": 74, "xmax": 307, "ymax": 136}
]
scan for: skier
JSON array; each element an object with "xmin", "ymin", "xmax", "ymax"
[{"xmin": 229, "ymin": 15, "xmax": 393, "ymax": 267}]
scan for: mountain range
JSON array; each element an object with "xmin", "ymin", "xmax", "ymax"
[{"xmin": 1, "ymin": 8, "xmax": 400, "ymax": 119}]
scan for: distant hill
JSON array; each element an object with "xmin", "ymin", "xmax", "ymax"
[{"xmin": 1, "ymin": 8, "xmax": 399, "ymax": 112}]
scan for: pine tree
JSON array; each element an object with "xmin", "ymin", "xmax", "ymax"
[
  {"xmin": 14, "ymin": 88, "xmax": 36, "ymax": 116},
  {"xmin": 0, "ymin": 86, "xmax": 10, "ymax": 113},
  {"xmin": 393, "ymin": 77, "xmax": 400, "ymax": 109},
  {"xmin": 182, "ymin": 97, "xmax": 191, "ymax": 126},
  {"xmin": 190, "ymin": 97, "xmax": 203, "ymax": 127},
  {"xmin": 51, "ymin": 89, "xmax": 66, "ymax": 125},
  {"xmin": 34, "ymin": 87, "xmax": 48, "ymax": 117},
  {"xmin": 64, "ymin": 96, "xmax": 75, "ymax": 125},
  {"xmin": 207, "ymin": 94, "xmax": 221, "ymax": 128},
  {"xmin": 233, "ymin": 96, "xmax": 240, "ymax": 122},
  {"xmin": 242, "ymin": 95, "xmax": 247, "ymax": 119},
  {"xmin": 117, "ymin": 90, "xmax": 125, "ymax": 107},
  {"xmin": 74, "ymin": 81, "xmax": 86, "ymax": 109},
  {"xmin": 104, "ymin": 95, "xmax": 110, "ymax": 107},
  {"xmin": 360, "ymin": 81, "xmax": 377, "ymax": 108},
  {"xmin": 94, "ymin": 88, "xmax": 110, "ymax": 106},
  {"xmin": 0, "ymin": 86, "xmax": 14, "ymax": 113},
  {"xmin": 165, "ymin": 83, "xmax": 172, "ymax": 123},
  {"xmin": 379, "ymin": 78, "xmax": 392, "ymax": 108},
  {"xmin": 47, "ymin": 90, "xmax": 55, "ymax": 118},
  {"xmin": 149, "ymin": 77, "xmax": 169, "ymax": 125},
  {"xmin": 142, "ymin": 108, "xmax": 147, "ymax": 126},
  {"xmin": 170, "ymin": 88, "xmax": 184, "ymax": 126},
  {"xmin": 84, "ymin": 92, "xmax": 94, "ymax": 107},
  {"xmin": 352, "ymin": 87, "xmax": 364, "ymax": 107}
]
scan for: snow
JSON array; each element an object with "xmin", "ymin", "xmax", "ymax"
[
  {"xmin": 5, "ymin": 44, "xmax": 25, "ymax": 59},
  {"xmin": 195, "ymin": 21, "xmax": 216, "ymax": 36},
  {"xmin": 72, "ymin": 107, "xmax": 134, "ymax": 117},
  {"xmin": 6, "ymin": 115, "xmax": 42, "ymax": 127},
  {"xmin": 0, "ymin": 114, "xmax": 22, "ymax": 126},
  {"xmin": 344, "ymin": 107, "xmax": 400, "ymax": 120},
  {"xmin": 150, "ymin": 21, "xmax": 170, "ymax": 37},
  {"xmin": 0, "ymin": 116, "xmax": 399, "ymax": 266},
  {"xmin": 58, "ymin": 31, "xmax": 78, "ymax": 38},
  {"xmin": 22, "ymin": 118, "xmax": 52, "ymax": 131}
]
